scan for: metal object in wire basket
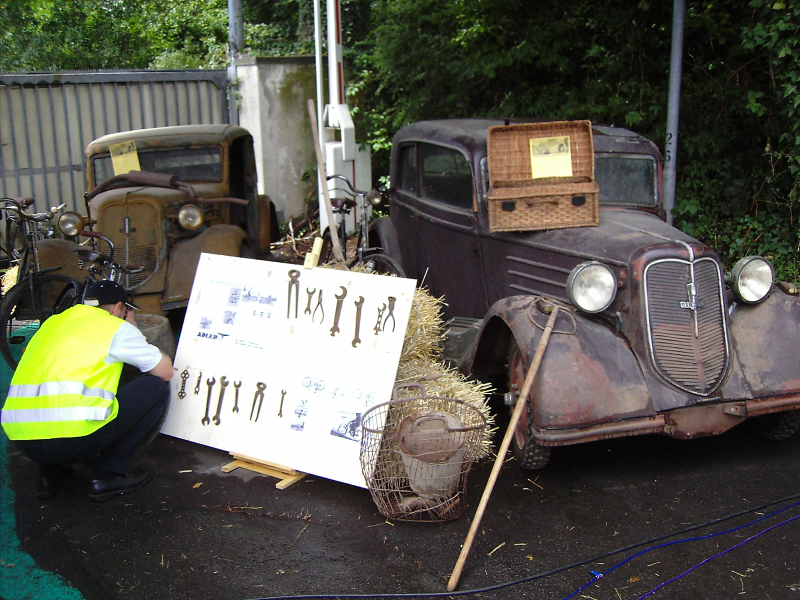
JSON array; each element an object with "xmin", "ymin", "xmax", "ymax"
[{"xmin": 360, "ymin": 383, "xmax": 486, "ymax": 522}]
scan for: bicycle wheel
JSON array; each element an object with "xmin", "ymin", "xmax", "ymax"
[
  {"xmin": 350, "ymin": 253, "xmax": 406, "ymax": 277},
  {"xmin": 0, "ymin": 273, "xmax": 78, "ymax": 369},
  {"xmin": 319, "ymin": 227, "xmax": 351, "ymax": 266}
]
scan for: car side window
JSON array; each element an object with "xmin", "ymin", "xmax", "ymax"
[
  {"xmin": 397, "ymin": 145, "xmax": 417, "ymax": 194},
  {"xmin": 420, "ymin": 143, "xmax": 473, "ymax": 210}
]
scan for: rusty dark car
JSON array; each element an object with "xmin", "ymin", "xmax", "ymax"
[
  {"xmin": 369, "ymin": 118, "xmax": 800, "ymax": 469},
  {"xmin": 52, "ymin": 124, "xmax": 273, "ymax": 315}
]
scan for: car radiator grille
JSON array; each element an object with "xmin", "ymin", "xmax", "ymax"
[
  {"xmin": 644, "ymin": 258, "xmax": 728, "ymax": 396},
  {"xmin": 99, "ymin": 203, "xmax": 160, "ymax": 288}
]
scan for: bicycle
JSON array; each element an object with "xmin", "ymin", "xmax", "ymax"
[
  {"xmin": 318, "ymin": 175, "xmax": 405, "ymax": 277},
  {"xmin": 0, "ymin": 197, "xmax": 141, "ymax": 369},
  {"xmin": 0, "ymin": 197, "xmax": 77, "ymax": 368}
]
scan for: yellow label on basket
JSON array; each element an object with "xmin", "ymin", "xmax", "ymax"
[
  {"xmin": 109, "ymin": 140, "xmax": 141, "ymax": 175},
  {"xmin": 529, "ymin": 136, "xmax": 572, "ymax": 179}
]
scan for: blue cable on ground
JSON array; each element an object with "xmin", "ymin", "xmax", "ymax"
[{"xmin": 561, "ymin": 500, "xmax": 800, "ymax": 600}]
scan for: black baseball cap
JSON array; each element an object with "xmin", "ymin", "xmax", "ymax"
[{"xmin": 85, "ymin": 280, "xmax": 140, "ymax": 310}]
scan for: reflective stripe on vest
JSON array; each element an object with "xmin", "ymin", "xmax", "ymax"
[{"xmin": 1, "ymin": 304, "xmax": 124, "ymax": 440}]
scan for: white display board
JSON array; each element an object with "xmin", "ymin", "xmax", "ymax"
[{"xmin": 161, "ymin": 254, "xmax": 416, "ymax": 488}]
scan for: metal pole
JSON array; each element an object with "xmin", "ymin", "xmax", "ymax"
[
  {"xmin": 227, "ymin": 0, "xmax": 243, "ymax": 125},
  {"xmin": 314, "ymin": 0, "xmax": 326, "ymax": 220},
  {"xmin": 663, "ymin": 0, "xmax": 685, "ymax": 225}
]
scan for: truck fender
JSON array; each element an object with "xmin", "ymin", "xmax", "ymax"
[
  {"xmin": 163, "ymin": 225, "xmax": 247, "ymax": 302},
  {"xmin": 368, "ymin": 217, "xmax": 403, "ymax": 265},
  {"xmin": 466, "ymin": 295, "xmax": 655, "ymax": 429}
]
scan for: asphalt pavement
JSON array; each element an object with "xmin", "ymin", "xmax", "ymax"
[{"xmin": 2, "ymin": 384, "xmax": 800, "ymax": 600}]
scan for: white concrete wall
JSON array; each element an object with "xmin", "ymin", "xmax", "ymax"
[{"xmin": 236, "ymin": 55, "xmax": 318, "ymax": 223}]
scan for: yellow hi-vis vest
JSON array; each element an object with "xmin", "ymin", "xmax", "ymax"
[{"xmin": 1, "ymin": 304, "xmax": 124, "ymax": 440}]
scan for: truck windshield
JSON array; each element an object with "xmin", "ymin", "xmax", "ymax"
[
  {"xmin": 595, "ymin": 154, "xmax": 657, "ymax": 208},
  {"xmin": 93, "ymin": 146, "xmax": 222, "ymax": 186}
]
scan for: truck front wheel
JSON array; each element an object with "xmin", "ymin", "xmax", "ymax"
[{"xmin": 508, "ymin": 338, "xmax": 551, "ymax": 470}]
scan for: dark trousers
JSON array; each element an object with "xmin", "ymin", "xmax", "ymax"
[{"xmin": 15, "ymin": 374, "xmax": 170, "ymax": 475}]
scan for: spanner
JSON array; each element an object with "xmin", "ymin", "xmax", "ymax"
[
  {"xmin": 304, "ymin": 288, "xmax": 315, "ymax": 315},
  {"xmin": 232, "ymin": 380, "xmax": 241, "ymax": 412},
  {"xmin": 212, "ymin": 376, "xmax": 229, "ymax": 425},
  {"xmin": 194, "ymin": 371, "xmax": 203, "ymax": 395},
  {"xmin": 202, "ymin": 377, "xmax": 215, "ymax": 425},
  {"xmin": 352, "ymin": 296, "xmax": 364, "ymax": 347},
  {"xmin": 374, "ymin": 303, "xmax": 386, "ymax": 335},
  {"xmin": 178, "ymin": 369, "xmax": 190, "ymax": 399},
  {"xmin": 330, "ymin": 286, "xmax": 347, "ymax": 337},
  {"xmin": 278, "ymin": 389, "xmax": 286, "ymax": 418}
]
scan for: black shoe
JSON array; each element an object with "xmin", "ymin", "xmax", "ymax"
[
  {"xmin": 89, "ymin": 470, "xmax": 151, "ymax": 502},
  {"xmin": 36, "ymin": 465, "xmax": 75, "ymax": 499}
]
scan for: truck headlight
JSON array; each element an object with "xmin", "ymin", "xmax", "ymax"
[
  {"xmin": 58, "ymin": 211, "xmax": 85, "ymax": 236},
  {"xmin": 730, "ymin": 256, "xmax": 773, "ymax": 304},
  {"xmin": 178, "ymin": 204, "xmax": 204, "ymax": 230},
  {"xmin": 567, "ymin": 262, "xmax": 617, "ymax": 313}
]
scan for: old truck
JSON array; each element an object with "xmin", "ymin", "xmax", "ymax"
[
  {"xmin": 52, "ymin": 124, "xmax": 274, "ymax": 315},
  {"xmin": 369, "ymin": 118, "xmax": 800, "ymax": 469}
]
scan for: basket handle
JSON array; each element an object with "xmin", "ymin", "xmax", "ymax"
[
  {"xmin": 410, "ymin": 414, "xmax": 455, "ymax": 433},
  {"xmin": 392, "ymin": 382, "xmax": 427, "ymax": 401}
]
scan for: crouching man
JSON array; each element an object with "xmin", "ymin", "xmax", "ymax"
[{"xmin": 1, "ymin": 280, "xmax": 173, "ymax": 502}]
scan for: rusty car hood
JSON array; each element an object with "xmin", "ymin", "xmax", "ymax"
[{"xmin": 493, "ymin": 208, "xmax": 700, "ymax": 266}]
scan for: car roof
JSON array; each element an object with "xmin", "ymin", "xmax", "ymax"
[
  {"xmin": 86, "ymin": 124, "xmax": 251, "ymax": 155},
  {"xmin": 393, "ymin": 119, "xmax": 660, "ymax": 157}
]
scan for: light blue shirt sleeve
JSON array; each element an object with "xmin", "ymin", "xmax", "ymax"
[{"xmin": 105, "ymin": 320, "xmax": 163, "ymax": 373}]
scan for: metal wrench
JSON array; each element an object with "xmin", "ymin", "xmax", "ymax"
[
  {"xmin": 232, "ymin": 380, "xmax": 241, "ymax": 412},
  {"xmin": 352, "ymin": 296, "xmax": 364, "ymax": 347},
  {"xmin": 250, "ymin": 382, "xmax": 266, "ymax": 421},
  {"xmin": 202, "ymin": 377, "xmax": 215, "ymax": 425},
  {"xmin": 330, "ymin": 286, "xmax": 347, "ymax": 336},
  {"xmin": 287, "ymin": 269, "xmax": 301, "ymax": 318},
  {"xmin": 304, "ymin": 288, "xmax": 315, "ymax": 315},
  {"xmin": 374, "ymin": 303, "xmax": 386, "ymax": 335},
  {"xmin": 212, "ymin": 376, "xmax": 229, "ymax": 425},
  {"xmin": 178, "ymin": 369, "xmax": 190, "ymax": 399},
  {"xmin": 278, "ymin": 389, "xmax": 286, "ymax": 418},
  {"xmin": 194, "ymin": 371, "xmax": 203, "ymax": 395}
]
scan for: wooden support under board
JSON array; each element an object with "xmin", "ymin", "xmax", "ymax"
[{"xmin": 221, "ymin": 452, "xmax": 307, "ymax": 489}]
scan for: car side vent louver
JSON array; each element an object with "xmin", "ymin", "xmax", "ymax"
[{"xmin": 644, "ymin": 257, "xmax": 729, "ymax": 396}]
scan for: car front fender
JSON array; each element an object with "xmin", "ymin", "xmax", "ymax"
[
  {"xmin": 467, "ymin": 295, "xmax": 655, "ymax": 429},
  {"xmin": 163, "ymin": 225, "xmax": 247, "ymax": 303}
]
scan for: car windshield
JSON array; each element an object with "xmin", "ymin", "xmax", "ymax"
[
  {"xmin": 93, "ymin": 146, "xmax": 223, "ymax": 186},
  {"xmin": 595, "ymin": 154, "xmax": 657, "ymax": 207}
]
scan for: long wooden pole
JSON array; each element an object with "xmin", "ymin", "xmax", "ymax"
[
  {"xmin": 447, "ymin": 305, "xmax": 560, "ymax": 592},
  {"xmin": 306, "ymin": 98, "xmax": 347, "ymax": 268}
]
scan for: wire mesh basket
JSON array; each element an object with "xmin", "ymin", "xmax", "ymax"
[{"xmin": 360, "ymin": 383, "xmax": 487, "ymax": 522}]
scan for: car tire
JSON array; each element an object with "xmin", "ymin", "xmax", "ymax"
[
  {"xmin": 239, "ymin": 243, "xmax": 255, "ymax": 259},
  {"xmin": 508, "ymin": 337, "xmax": 551, "ymax": 470},
  {"xmin": 747, "ymin": 410, "xmax": 800, "ymax": 441}
]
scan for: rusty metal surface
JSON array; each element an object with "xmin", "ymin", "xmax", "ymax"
[
  {"xmin": 34, "ymin": 238, "xmax": 87, "ymax": 283},
  {"xmin": 163, "ymin": 225, "xmax": 246, "ymax": 303}
]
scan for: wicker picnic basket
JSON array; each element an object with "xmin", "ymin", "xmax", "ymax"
[{"xmin": 487, "ymin": 120, "xmax": 599, "ymax": 232}]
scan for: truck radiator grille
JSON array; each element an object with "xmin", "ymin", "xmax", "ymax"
[
  {"xmin": 644, "ymin": 258, "xmax": 728, "ymax": 396},
  {"xmin": 98, "ymin": 202, "xmax": 160, "ymax": 288}
]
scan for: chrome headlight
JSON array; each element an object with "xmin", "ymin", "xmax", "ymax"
[
  {"xmin": 178, "ymin": 204, "xmax": 204, "ymax": 230},
  {"xmin": 58, "ymin": 211, "xmax": 85, "ymax": 236},
  {"xmin": 567, "ymin": 262, "xmax": 617, "ymax": 313},
  {"xmin": 730, "ymin": 256, "xmax": 773, "ymax": 304}
]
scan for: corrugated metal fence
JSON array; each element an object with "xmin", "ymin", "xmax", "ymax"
[{"xmin": 0, "ymin": 70, "xmax": 230, "ymax": 213}]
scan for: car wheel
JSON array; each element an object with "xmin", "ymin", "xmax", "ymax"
[
  {"xmin": 239, "ymin": 243, "xmax": 255, "ymax": 259},
  {"xmin": 508, "ymin": 337, "xmax": 551, "ymax": 470},
  {"xmin": 747, "ymin": 410, "xmax": 800, "ymax": 441}
]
